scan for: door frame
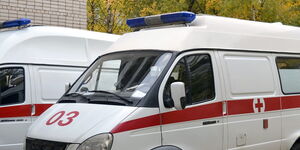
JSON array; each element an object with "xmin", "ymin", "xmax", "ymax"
[{"xmin": 157, "ymin": 50, "xmax": 225, "ymax": 150}]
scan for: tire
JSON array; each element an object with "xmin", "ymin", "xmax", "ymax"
[
  {"xmin": 151, "ymin": 145, "xmax": 182, "ymax": 150},
  {"xmin": 291, "ymin": 142, "xmax": 300, "ymax": 150}
]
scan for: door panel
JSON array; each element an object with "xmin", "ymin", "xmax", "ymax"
[
  {"xmin": 161, "ymin": 103, "xmax": 224, "ymax": 150},
  {"xmin": 29, "ymin": 65, "xmax": 85, "ymax": 122},
  {"xmin": 219, "ymin": 51, "xmax": 281, "ymax": 150},
  {"xmin": 275, "ymin": 56, "xmax": 300, "ymax": 149},
  {"xmin": 0, "ymin": 65, "xmax": 32, "ymax": 150},
  {"xmin": 227, "ymin": 109, "xmax": 281, "ymax": 150},
  {"xmin": 159, "ymin": 51, "xmax": 224, "ymax": 150}
]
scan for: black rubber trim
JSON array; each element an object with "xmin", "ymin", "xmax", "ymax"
[
  {"xmin": 151, "ymin": 145, "xmax": 182, "ymax": 150},
  {"xmin": 0, "ymin": 63, "xmax": 87, "ymax": 68}
]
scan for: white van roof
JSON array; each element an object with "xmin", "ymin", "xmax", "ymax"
[
  {"xmin": 107, "ymin": 15, "xmax": 300, "ymax": 54},
  {"xmin": 0, "ymin": 26, "xmax": 119, "ymax": 66}
]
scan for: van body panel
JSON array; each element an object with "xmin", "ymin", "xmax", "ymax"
[
  {"xmin": 106, "ymin": 25, "xmax": 300, "ymax": 56},
  {"xmin": 157, "ymin": 51, "xmax": 224, "ymax": 150},
  {"xmin": 29, "ymin": 65, "xmax": 85, "ymax": 103},
  {"xmin": 219, "ymin": 52, "xmax": 282, "ymax": 149},
  {"xmin": 0, "ymin": 26, "xmax": 119, "ymax": 66},
  {"xmin": 111, "ymin": 107, "xmax": 161, "ymax": 150},
  {"xmin": 27, "ymin": 104, "xmax": 137, "ymax": 143},
  {"xmin": 273, "ymin": 54, "xmax": 300, "ymax": 149},
  {"xmin": 24, "ymin": 14, "xmax": 300, "ymax": 150},
  {"xmin": 0, "ymin": 65, "xmax": 31, "ymax": 150},
  {"xmin": 0, "ymin": 26, "xmax": 119, "ymax": 149}
]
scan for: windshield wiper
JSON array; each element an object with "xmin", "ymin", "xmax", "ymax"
[
  {"xmin": 64, "ymin": 92, "xmax": 90, "ymax": 102},
  {"xmin": 88, "ymin": 90, "xmax": 133, "ymax": 104},
  {"xmin": 88, "ymin": 100, "xmax": 127, "ymax": 106}
]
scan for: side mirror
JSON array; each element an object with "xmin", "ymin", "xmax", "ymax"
[
  {"xmin": 65, "ymin": 83, "xmax": 71, "ymax": 92},
  {"xmin": 170, "ymin": 82, "xmax": 186, "ymax": 110}
]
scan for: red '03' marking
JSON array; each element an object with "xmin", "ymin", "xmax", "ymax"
[
  {"xmin": 46, "ymin": 111, "xmax": 65, "ymax": 125},
  {"xmin": 46, "ymin": 111, "xmax": 79, "ymax": 126},
  {"xmin": 58, "ymin": 111, "xmax": 79, "ymax": 126}
]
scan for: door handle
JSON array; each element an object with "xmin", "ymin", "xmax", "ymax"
[{"xmin": 203, "ymin": 120, "xmax": 217, "ymax": 125}]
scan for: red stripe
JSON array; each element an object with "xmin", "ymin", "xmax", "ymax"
[
  {"xmin": 227, "ymin": 97, "xmax": 281, "ymax": 115},
  {"xmin": 111, "ymin": 114, "xmax": 161, "ymax": 133},
  {"xmin": 0, "ymin": 105, "xmax": 31, "ymax": 118},
  {"xmin": 227, "ymin": 99, "xmax": 253, "ymax": 115},
  {"xmin": 0, "ymin": 104, "xmax": 53, "ymax": 118},
  {"xmin": 111, "ymin": 97, "xmax": 286, "ymax": 134},
  {"xmin": 161, "ymin": 102, "xmax": 223, "ymax": 125},
  {"xmin": 34, "ymin": 104, "xmax": 53, "ymax": 116},
  {"xmin": 264, "ymin": 97, "xmax": 281, "ymax": 111},
  {"xmin": 112, "ymin": 102, "xmax": 223, "ymax": 134},
  {"xmin": 282, "ymin": 95, "xmax": 300, "ymax": 109}
]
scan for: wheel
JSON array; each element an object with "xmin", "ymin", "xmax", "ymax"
[
  {"xmin": 291, "ymin": 142, "xmax": 300, "ymax": 150},
  {"xmin": 151, "ymin": 146, "xmax": 182, "ymax": 150}
]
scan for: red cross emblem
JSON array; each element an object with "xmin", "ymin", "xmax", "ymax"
[{"xmin": 253, "ymin": 98, "xmax": 265, "ymax": 113}]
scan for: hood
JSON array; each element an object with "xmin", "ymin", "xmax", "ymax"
[{"xmin": 27, "ymin": 103, "xmax": 137, "ymax": 143}]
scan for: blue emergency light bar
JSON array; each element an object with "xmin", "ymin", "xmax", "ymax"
[
  {"xmin": 0, "ymin": 18, "xmax": 31, "ymax": 29},
  {"xmin": 127, "ymin": 11, "xmax": 196, "ymax": 29}
]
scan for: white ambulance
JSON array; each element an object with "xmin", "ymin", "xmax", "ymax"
[
  {"xmin": 0, "ymin": 19, "xmax": 119, "ymax": 150},
  {"xmin": 26, "ymin": 12, "xmax": 300, "ymax": 150}
]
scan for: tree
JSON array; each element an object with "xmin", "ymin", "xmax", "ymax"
[
  {"xmin": 280, "ymin": 0, "xmax": 300, "ymax": 26},
  {"xmin": 187, "ymin": 0, "xmax": 222, "ymax": 15},
  {"xmin": 87, "ymin": 0, "xmax": 299, "ymax": 34},
  {"xmin": 219, "ymin": 0, "xmax": 282, "ymax": 22},
  {"xmin": 87, "ymin": 0, "xmax": 131, "ymax": 34}
]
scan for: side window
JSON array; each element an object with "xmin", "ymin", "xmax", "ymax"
[
  {"xmin": 276, "ymin": 57, "xmax": 300, "ymax": 94},
  {"xmin": 186, "ymin": 55, "xmax": 215, "ymax": 103},
  {"xmin": 164, "ymin": 54, "xmax": 215, "ymax": 106},
  {"xmin": 0, "ymin": 68, "xmax": 25, "ymax": 105}
]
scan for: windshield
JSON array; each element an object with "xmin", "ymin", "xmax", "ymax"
[{"xmin": 64, "ymin": 51, "xmax": 172, "ymax": 106}]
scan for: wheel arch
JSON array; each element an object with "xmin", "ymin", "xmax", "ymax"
[
  {"xmin": 285, "ymin": 132, "xmax": 300, "ymax": 150},
  {"xmin": 151, "ymin": 145, "xmax": 183, "ymax": 150}
]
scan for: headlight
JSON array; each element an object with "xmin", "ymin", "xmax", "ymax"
[{"xmin": 77, "ymin": 133, "xmax": 113, "ymax": 150}]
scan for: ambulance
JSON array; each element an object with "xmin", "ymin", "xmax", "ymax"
[
  {"xmin": 26, "ymin": 12, "xmax": 300, "ymax": 150},
  {"xmin": 0, "ymin": 18, "xmax": 119, "ymax": 150}
]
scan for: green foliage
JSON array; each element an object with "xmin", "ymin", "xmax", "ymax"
[
  {"xmin": 280, "ymin": 0, "xmax": 300, "ymax": 26},
  {"xmin": 87, "ymin": 0, "xmax": 132, "ymax": 34},
  {"xmin": 87, "ymin": 0, "xmax": 300, "ymax": 34},
  {"xmin": 219, "ymin": 0, "xmax": 282, "ymax": 22}
]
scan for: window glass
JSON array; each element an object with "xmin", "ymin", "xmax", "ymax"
[
  {"xmin": 164, "ymin": 59, "xmax": 190, "ymax": 105},
  {"xmin": 67, "ymin": 51, "xmax": 172, "ymax": 105},
  {"xmin": 96, "ymin": 60, "xmax": 121, "ymax": 91},
  {"xmin": 164, "ymin": 54, "xmax": 215, "ymax": 106},
  {"xmin": 187, "ymin": 55, "xmax": 215, "ymax": 103},
  {"xmin": 277, "ymin": 57, "xmax": 300, "ymax": 94},
  {"xmin": 0, "ymin": 68, "xmax": 25, "ymax": 105}
]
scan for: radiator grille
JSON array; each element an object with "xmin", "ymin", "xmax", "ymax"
[{"xmin": 26, "ymin": 138, "xmax": 68, "ymax": 150}]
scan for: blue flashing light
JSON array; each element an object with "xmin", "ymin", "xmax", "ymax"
[
  {"xmin": 161, "ymin": 12, "xmax": 196, "ymax": 24},
  {"xmin": 127, "ymin": 17, "xmax": 147, "ymax": 29},
  {"xmin": 0, "ymin": 18, "xmax": 31, "ymax": 29},
  {"xmin": 126, "ymin": 11, "xmax": 196, "ymax": 29}
]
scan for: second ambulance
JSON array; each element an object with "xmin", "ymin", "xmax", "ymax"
[{"xmin": 26, "ymin": 12, "xmax": 300, "ymax": 150}]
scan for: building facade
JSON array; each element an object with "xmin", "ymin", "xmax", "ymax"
[{"xmin": 0, "ymin": 0, "xmax": 87, "ymax": 29}]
